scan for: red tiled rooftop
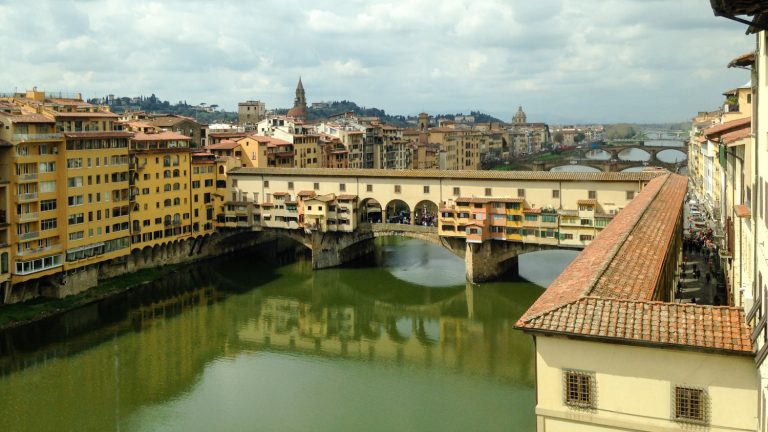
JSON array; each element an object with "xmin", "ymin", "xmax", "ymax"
[
  {"xmin": 206, "ymin": 140, "xmax": 239, "ymax": 150},
  {"xmin": 703, "ymin": 117, "xmax": 751, "ymax": 137},
  {"xmin": 8, "ymin": 114, "xmax": 54, "ymax": 123},
  {"xmin": 522, "ymin": 298, "xmax": 751, "ymax": 354},
  {"xmin": 577, "ymin": 199, "xmax": 598, "ymax": 206},
  {"xmin": 133, "ymin": 131, "xmax": 191, "ymax": 141},
  {"xmin": 516, "ymin": 173, "xmax": 753, "ymax": 355},
  {"xmin": 337, "ymin": 194, "xmax": 358, "ymax": 201}
]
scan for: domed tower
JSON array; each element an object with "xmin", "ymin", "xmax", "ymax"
[
  {"xmin": 418, "ymin": 112, "xmax": 429, "ymax": 131},
  {"xmin": 512, "ymin": 106, "xmax": 527, "ymax": 125},
  {"xmin": 287, "ymin": 77, "xmax": 307, "ymax": 120}
]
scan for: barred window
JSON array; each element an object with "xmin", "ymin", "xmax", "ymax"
[
  {"xmin": 453, "ymin": 187, "xmax": 460, "ymax": 195},
  {"xmin": 395, "ymin": 185, "xmax": 401, "ymax": 193},
  {"xmin": 588, "ymin": 190, "xmax": 597, "ymax": 199},
  {"xmin": 485, "ymin": 187, "xmax": 492, "ymax": 196},
  {"xmin": 674, "ymin": 386, "xmax": 705, "ymax": 423},
  {"xmin": 626, "ymin": 190, "xmax": 635, "ymax": 200},
  {"xmin": 367, "ymin": 184, "xmax": 373, "ymax": 192},
  {"xmin": 517, "ymin": 188, "xmax": 525, "ymax": 198},
  {"xmin": 564, "ymin": 370, "xmax": 594, "ymax": 408}
]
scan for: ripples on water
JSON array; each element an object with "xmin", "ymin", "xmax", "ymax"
[{"xmin": 0, "ymin": 237, "xmax": 577, "ymax": 432}]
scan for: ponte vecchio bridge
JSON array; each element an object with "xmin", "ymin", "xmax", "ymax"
[{"xmin": 224, "ymin": 168, "xmax": 667, "ymax": 282}]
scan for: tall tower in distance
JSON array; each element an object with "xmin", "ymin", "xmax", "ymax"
[
  {"xmin": 418, "ymin": 112, "xmax": 429, "ymax": 131},
  {"xmin": 512, "ymin": 106, "xmax": 527, "ymax": 125},
  {"xmin": 287, "ymin": 77, "xmax": 307, "ymax": 121}
]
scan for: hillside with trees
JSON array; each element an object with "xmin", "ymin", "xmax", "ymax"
[{"xmin": 88, "ymin": 94, "xmax": 237, "ymax": 124}]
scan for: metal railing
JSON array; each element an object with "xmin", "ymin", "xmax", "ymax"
[
  {"xmin": 17, "ymin": 212, "xmax": 38, "ymax": 222},
  {"xmin": 13, "ymin": 133, "xmax": 62, "ymax": 142},
  {"xmin": 17, "ymin": 192, "xmax": 38, "ymax": 201},
  {"xmin": 17, "ymin": 244, "xmax": 61, "ymax": 256},
  {"xmin": 17, "ymin": 172, "xmax": 38, "ymax": 181},
  {"xmin": 19, "ymin": 231, "xmax": 39, "ymax": 240}
]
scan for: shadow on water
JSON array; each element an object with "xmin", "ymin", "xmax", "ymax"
[{"xmin": 0, "ymin": 236, "xmax": 574, "ymax": 432}]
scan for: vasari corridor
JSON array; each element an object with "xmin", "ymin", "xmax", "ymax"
[{"xmin": 1, "ymin": 0, "xmax": 768, "ymax": 431}]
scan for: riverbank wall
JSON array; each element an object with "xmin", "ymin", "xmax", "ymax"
[{"xmin": 3, "ymin": 229, "xmax": 289, "ymax": 305}]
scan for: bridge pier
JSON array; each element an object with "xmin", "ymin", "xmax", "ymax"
[
  {"xmin": 464, "ymin": 240, "xmax": 522, "ymax": 283},
  {"xmin": 310, "ymin": 230, "xmax": 375, "ymax": 270}
]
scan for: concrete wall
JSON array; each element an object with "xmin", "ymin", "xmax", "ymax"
[{"xmin": 535, "ymin": 336, "xmax": 757, "ymax": 431}]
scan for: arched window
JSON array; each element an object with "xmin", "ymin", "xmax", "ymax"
[
  {"xmin": 173, "ymin": 183, "xmax": 180, "ymax": 190},
  {"xmin": 173, "ymin": 197, "xmax": 180, "ymax": 205},
  {"xmin": 163, "ymin": 155, "xmax": 170, "ymax": 167},
  {"xmin": 218, "ymin": 165, "xmax": 224, "ymax": 174},
  {"xmin": 173, "ymin": 213, "xmax": 180, "ymax": 223},
  {"xmin": 164, "ymin": 199, "xmax": 172, "ymax": 207},
  {"xmin": 173, "ymin": 169, "xmax": 180, "ymax": 178},
  {"xmin": 164, "ymin": 184, "xmax": 171, "ymax": 192},
  {"xmin": 172, "ymin": 155, "xmax": 179, "ymax": 166},
  {"xmin": 164, "ymin": 215, "xmax": 171, "ymax": 225},
  {"xmin": 163, "ymin": 170, "xmax": 171, "ymax": 178}
]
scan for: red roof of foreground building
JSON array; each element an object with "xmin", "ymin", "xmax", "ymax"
[
  {"xmin": 703, "ymin": 117, "xmax": 751, "ymax": 137},
  {"xmin": 516, "ymin": 173, "xmax": 753, "ymax": 355}
]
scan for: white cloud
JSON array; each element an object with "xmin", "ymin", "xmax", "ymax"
[{"xmin": 0, "ymin": 0, "xmax": 754, "ymax": 123}]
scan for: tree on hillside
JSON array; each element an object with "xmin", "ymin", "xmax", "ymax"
[{"xmin": 574, "ymin": 132, "xmax": 586, "ymax": 143}]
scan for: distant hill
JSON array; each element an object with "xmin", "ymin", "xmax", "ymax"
[
  {"xmin": 275, "ymin": 101, "xmax": 504, "ymax": 128},
  {"xmin": 88, "ymin": 94, "xmax": 237, "ymax": 124}
]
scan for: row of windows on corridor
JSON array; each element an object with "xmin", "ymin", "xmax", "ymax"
[{"xmin": 260, "ymin": 180, "xmax": 635, "ymax": 200}]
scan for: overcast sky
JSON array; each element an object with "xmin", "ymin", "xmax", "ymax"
[{"xmin": 0, "ymin": 0, "xmax": 755, "ymax": 124}]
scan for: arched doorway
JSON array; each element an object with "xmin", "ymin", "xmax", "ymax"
[
  {"xmin": 386, "ymin": 200, "xmax": 411, "ymax": 224},
  {"xmin": 414, "ymin": 200, "xmax": 438, "ymax": 226},
  {"xmin": 359, "ymin": 198, "xmax": 383, "ymax": 223}
]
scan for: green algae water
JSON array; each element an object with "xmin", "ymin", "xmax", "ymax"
[{"xmin": 0, "ymin": 237, "xmax": 577, "ymax": 432}]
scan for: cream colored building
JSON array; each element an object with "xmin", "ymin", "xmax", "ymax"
[{"xmin": 517, "ymin": 173, "xmax": 757, "ymax": 431}]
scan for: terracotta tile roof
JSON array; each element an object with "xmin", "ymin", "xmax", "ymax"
[
  {"xmin": 577, "ymin": 199, "xmax": 598, "ymax": 206},
  {"xmin": 207, "ymin": 139, "xmax": 241, "ymax": 151},
  {"xmin": 723, "ymin": 127, "xmax": 751, "ymax": 146},
  {"xmin": 230, "ymin": 167, "xmax": 665, "ymax": 182},
  {"xmin": 523, "ymin": 208, "xmax": 542, "ymax": 214},
  {"xmin": 735, "ymin": 204, "xmax": 751, "ymax": 218},
  {"xmin": 9, "ymin": 114, "xmax": 54, "ymax": 123},
  {"xmin": 272, "ymin": 192, "xmax": 289, "ymax": 197},
  {"xmin": 64, "ymin": 131, "xmax": 133, "ymax": 139},
  {"xmin": 337, "ymin": 194, "xmax": 358, "ymax": 201},
  {"xmin": 297, "ymin": 190, "xmax": 316, "ymax": 198},
  {"xmin": 132, "ymin": 131, "xmax": 191, "ymax": 141},
  {"xmin": 703, "ymin": 117, "xmax": 751, "ymax": 137},
  {"xmin": 208, "ymin": 131, "xmax": 248, "ymax": 138},
  {"xmin": 522, "ymin": 298, "xmax": 751, "ymax": 354},
  {"xmin": 728, "ymin": 51, "xmax": 755, "ymax": 68},
  {"xmin": 516, "ymin": 173, "xmax": 753, "ymax": 355},
  {"xmin": 53, "ymin": 111, "xmax": 118, "ymax": 118}
]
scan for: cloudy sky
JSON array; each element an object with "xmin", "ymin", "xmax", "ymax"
[{"xmin": 0, "ymin": 0, "xmax": 755, "ymax": 123}]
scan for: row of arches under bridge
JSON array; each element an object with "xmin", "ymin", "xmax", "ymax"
[{"xmin": 359, "ymin": 199, "xmax": 438, "ymax": 226}]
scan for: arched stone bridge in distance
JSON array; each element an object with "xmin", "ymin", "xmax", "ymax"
[{"xmin": 524, "ymin": 144, "xmax": 688, "ymax": 172}]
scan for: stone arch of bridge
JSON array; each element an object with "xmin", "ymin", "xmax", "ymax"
[
  {"xmin": 414, "ymin": 200, "xmax": 438, "ymax": 226},
  {"xmin": 359, "ymin": 197, "xmax": 383, "ymax": 223},
  {"xmin": 385, "ymin": 199, "xmax": 412, "ymax": 224}
]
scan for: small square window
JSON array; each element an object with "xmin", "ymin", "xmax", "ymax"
[
  {"xmin": 263, "ymin": 180, "xmax": 269, "ymax": 188},
  {"xmin": 517, "ymin": 188, "xmax": 525, "ymax": 198},
  {"xmin": 288, "ymin": 181, "xmax": 294, "ymax": 190},
  {"xmin": 588, "ymin": 190, "xmax": 597, "ymax": 199},
  {"xmin": 485, "ymin": 187, "xmax": 492, "ymax": 197},
  {"xmin": 674, "ymin": 386, "xmax": 706, "ymax": 424},
  {"xmin": 552, "ymin": 189, "xmax": 560, "ymax": 199},
  {"xmin": 626, "ymin": 190, "xmax": 635, "ymax": 200},
  {"xmin": 453, "ymin": 187, "xmax": 460, "ymax": 195},
  {"xmin": 424, "ymin": 185, "xmax": 430, "ymax": 194},
  {"xmin": 314, "ymin": 182, "xmax": 320, "ymax": 190},
  {"xmin": 395, "ymin": 185, "xmax": 401, "ymax": 193},
  {"xmin": 564, "ymin": 370, "xmax": 594, "ymax": 409},
  {"xmin": 340, "ymin": 183, "xmax": 346, "ymax": 192},
  {"xmin": 367, "ymin": 184, "xmax": 373, "ymax": 192}
]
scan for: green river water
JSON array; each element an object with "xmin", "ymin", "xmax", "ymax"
[{"xmin": 0, "ymin": 238, "xmax": 577, "ymax": 432}]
